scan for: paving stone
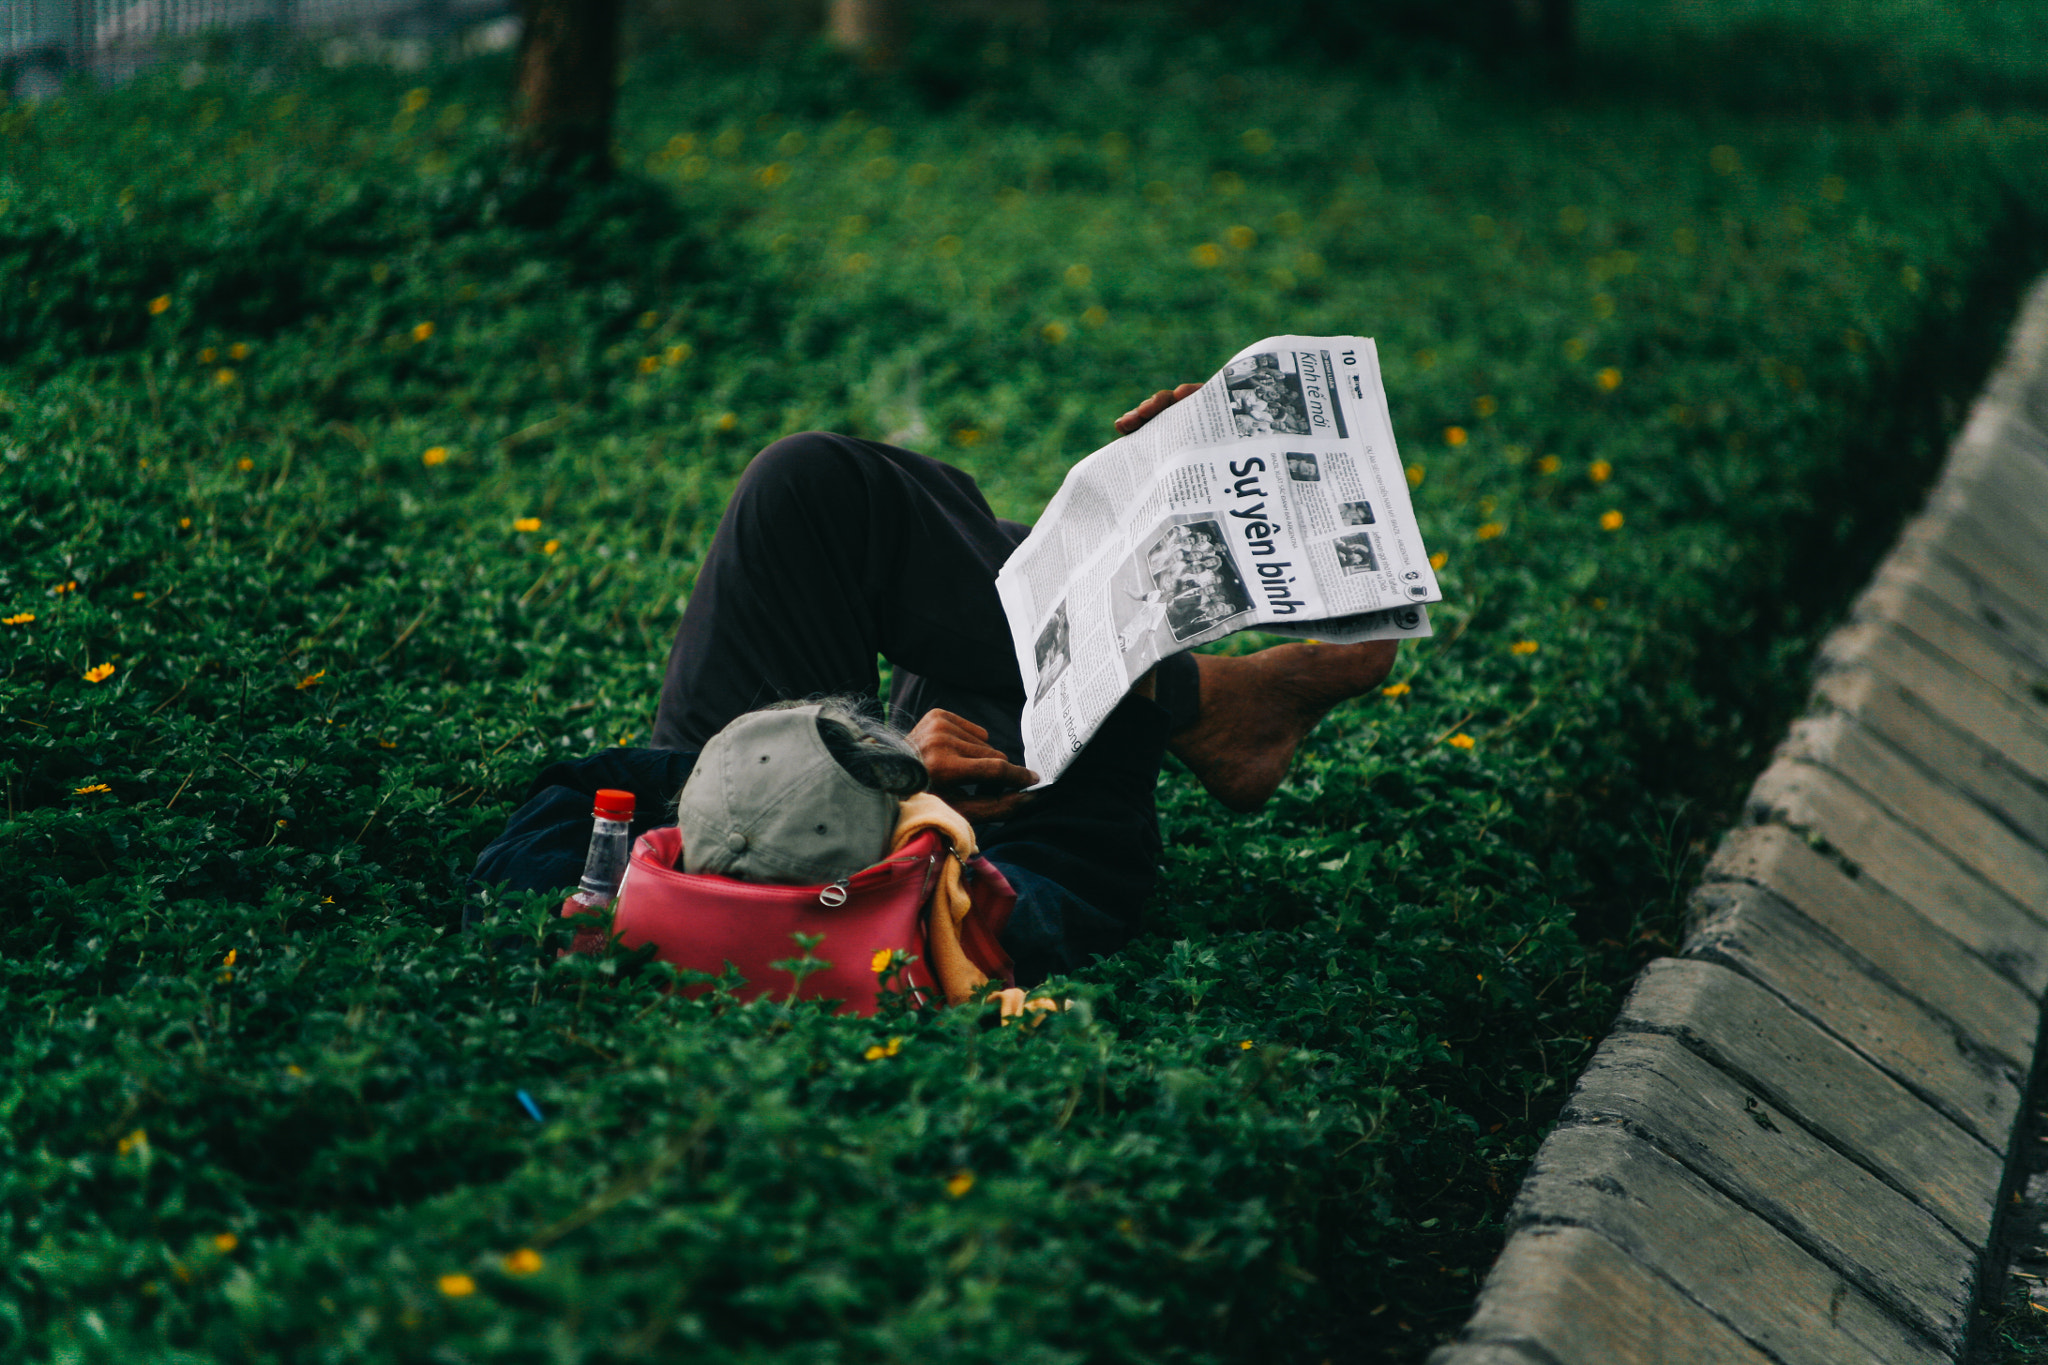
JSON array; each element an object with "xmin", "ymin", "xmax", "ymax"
[
  {"xmin": 1684, "ymin": 879, "xmax": 2023, "ymax": 1146},
  {"xmin": 1507, "ymin": 1121, "xmax": 1938, "ymax": 1365},
  {"xmin": 1562, "ymin": 1030, "xmax": 1977, "ymax": 1350},
  {"xmin": 1429, "ymin": 1226, "xmax": 1778, "ymax": 1365},
  {"xmin": 1854, "ymin": 577, "xmax": 2048, "ymax": 718},
  {"xmin": 1778, "ymin": 712, "xmax": 2048, "ymax": 909},
  {"xmin": 1942, "ymin": 448, "xmax": 2048, "ymax": 551},
  {"xmin": 1618, "ymin": 958, "xmax": 2002, "ymax": 1242},
  {"xmin": 1902, "ymin": 503, "xmax": 2048, "ymax": 619},
  {"xmin": 1879, "ymin": 540, "xmax": 2048, "ymax": 674},
  {"xmin": 1707, "ymin": 784, "xmax": 2042, "ymax": 1049},
  {"xmin": 1814, "ymin": 668, "xmax": 2048, "ymax": 852},
  {"xmin": 1426, "ymin": 1344, "xmax": 1545, "ymax": 1365},
  {"xmin": 1746, "ymin": 760, "xmax": 2048, "ymax": 989},
  {"xmin": 1819, "ymin": 620, "xmax": 2048, "ymax": 784}
]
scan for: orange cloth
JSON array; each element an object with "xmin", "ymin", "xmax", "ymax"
[{"xmin": 890, "ymin": 793, "xmax": 988, "ymax": 1005}]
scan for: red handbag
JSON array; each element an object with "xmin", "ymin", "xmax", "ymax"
[{"xmin": 564, "ymin": 825, "xmax": 1013, "ymax": 1015}]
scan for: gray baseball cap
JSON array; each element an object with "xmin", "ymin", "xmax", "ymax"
[{"xmin": 677, "ymin": 704, "xmax": 900, "ymax": 886}]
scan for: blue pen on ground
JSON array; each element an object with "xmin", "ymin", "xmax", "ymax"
[{"xmin": 516, "ymin": 1090, "xmax": 545, "ymax": 1123}]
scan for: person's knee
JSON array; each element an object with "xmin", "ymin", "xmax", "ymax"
[{"xmin": 732, "ymin": 432, "xmax": 873, "ymax": 514}]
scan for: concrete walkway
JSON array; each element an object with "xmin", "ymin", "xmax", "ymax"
[{"xmin": 1431, "ymin": 273, "xmax": 2048, "ymax": 1365}]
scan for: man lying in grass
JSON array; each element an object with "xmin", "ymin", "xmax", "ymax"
[{"xmin": 474, "ymin": 386, "xmax": 1396, "ymax": 984}]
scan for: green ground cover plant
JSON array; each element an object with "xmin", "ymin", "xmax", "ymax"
[{"xmin": 5, "ymin": 12, "xmax": 2047, "ymax": 1361}]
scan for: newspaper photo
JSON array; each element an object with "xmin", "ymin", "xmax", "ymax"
[{"xmin": 997, "ymin": 335, "xmax": 1443, "ymax": 785}]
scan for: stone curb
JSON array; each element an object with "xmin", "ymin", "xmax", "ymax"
[{"xmin": 1431, "ymin": 274, "xmax": 2048, "ymax": 1365}]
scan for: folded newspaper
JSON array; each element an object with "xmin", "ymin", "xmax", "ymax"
[{"xmin": 997, "ymin": 335, "xmax": 1442, "ymax": 785}]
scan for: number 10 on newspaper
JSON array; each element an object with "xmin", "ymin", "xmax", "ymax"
[{"xmin": 996, "ymin": 335, "xmax": 1443, "ymax": 786}]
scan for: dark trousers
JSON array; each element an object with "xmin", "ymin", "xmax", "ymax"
[{"xmin": 651, "ymin": 432, "xmax": 1199, "ymax": 983}]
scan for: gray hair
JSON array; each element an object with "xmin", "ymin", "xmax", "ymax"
[{"xmin": 763, "ymin": 695, "xmax": 929, "ymax": 796}]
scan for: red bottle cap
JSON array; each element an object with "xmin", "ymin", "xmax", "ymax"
[{"xmin": 593, "ymin": 789, "xmax": 636, "ymax": 821}]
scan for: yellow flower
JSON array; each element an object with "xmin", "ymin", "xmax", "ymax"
[
  {"xmin": 212, "ymin": 1232, "xmax": 238, "ymax": 1253},
  {"xmin": 1510, "ymin": 640, "xmax": 1539, "ymax": 655},
  {"xmin": 179, "ymin": 517, "xmax": 192, "ymax": 529},
  {"xmin": 1040, "ymin": 321, "xmax": 1068, "ymax": 344},
  {"xmin": 513, "ymin": 517, "xmax": 542, "ymax": 533},
  {"xmin": 664, "ymin": 343, "xmax": 692, "ymax": 366},
  {"xmin": 228, "ymin": 342, "xmax": 249, "ymax": 360},
  {"xmin": 953, "ymin": 428, "xmax": 982, "ymax": 447},
  {"xmin": 84, "ymin": 663, "xmax": 116, "ymax": 684},
  {"xmin": 215, "ymin": 369, "xmax": 238, "ymax": 387},
  {"xmin": 756, "ymin": 162, "xmax": 789, "ymax": 188},
  {"xmin": 1428, "ymin": 552, "xmax": 1448, "ymax": 571},
  {"xmin": 1600, "ymin": 509, "xmax": 1625, "ymax": 531},
  {"xmin": 1064, "ymin": 263, "xmax": 1092, "ymax": 288},
  {"xmin": 288, "ymin": 1063, "xmax": 304, "ymax": 1075},
  {"xmin": 637, "ymin": 355, "xmax": 661, "ymax": 374},
  {"xmin": 296, "ymin": 669, "xmax": 325, "ymax": 690},
  {"xmin": 945, "ymin": 1170, "xmax": 975, "ymax": 1198},
  {"xmin": 421, "ymin": 446, "xmax": 449, "ymax": 466},
  {"xmin": 1081, "ymin": 305, "xmax": 1109, "ymax": 329},
  {"xmin": 55, "ymin": 580, "xmax": 78, "ymax": 594},
  {"xmin": 886, "ymin": 1036, "xmax": 904, "ymax": 1056},
  {"xmin": 1536, "ymin": 455, "xmax": 1561, "ymax": 475},
  {"xmin": 1474, "ymin": 394, "xmax": 1498, "ymax": 418},
  {"xmin": 1225, "ymin": 225, "xmax": 1256, "ymax": 250},
  {"xmin": 1190, "ymin": 242, "xmax": 1223, "ymax": 268},
  {"xmin": 74, "ymin": 782, "xmax": 112, "ymax": 794},
  {"xmin": 1596, "ymin": 368, "xmax": 1621, "ymax": 392},
  {"xmin": 132, "ymin": 591, "xmax": 146, "ymax": 600},
  {"xmin": 863, "ymin": 1044, "xmax": 887, "ymax": 1061},
  {"xmin": 1382, "ymin": 681, "xmax": 1411, "ymax": 698},
  {"xmin": 411, "ymin": 321, "xmax": 434, "ymax": 343},
  {"xmin": 1476, "ymin": 522, "xmax": 1503, "ymax": 541},
  {"xmin": 378, "ymin": 739, "xmax": 397, "ymax": 750},
  {"xmin": 1445, "ymin": 426, "xmax": 1467, "ymax": 447},
  {"xmin": 438, "ymin": 1273, "xmax": 475, "ymax": 1298},
  {"xmin": 117, "ymin": 1128, "xmax": 147, "ymax": 1154},
  {"xmin": 1589, "ymin": 459, "xmax": 1612, "ymax": 483},
  {"xmin": 541, "ymin": 539, "xmax": 560, "ymax": 555},
  {"xmin": 1562, "ymin": 337, "xmax": 1586, "ymax": 361},
  {"xmin": 716, "ymin": 413, "xmax": 738, "ymax": 432},
  {"xmin": 4, "ymin": 613, "xmax": 32, "ymax": 626},
  {"xmin": 1900, "ymin": 265, "xmax": 1922, "ymax": 293},
  {"xmin": 1446, "ymin": 733, "xmax": 1476, "ymax": 749},
  {"xmin": 1405, "ymin": 466, "xmax": 1424, "ymax": 488},
  {"xmin": 199, "ymin": 348, "xmax": 218, "ymax": 363},
  {"xmin": 871, "ymin": 949, "xmax": 893, "ymax": 974},
  {"xmin": 1592, "ymin": 597, "xmax": 1608, "ymax": 610},
  {"xmin": 502, "ymin": 1248, "xmax": 543, "ymax": 1276},
  {"xmin": 224, "ymin": 949, "xmax": 237, "ymax": 967},
  {"xmin": 1239, "ymin": 1039, "xmax": 1254, "ymax": 1050},
  {"xmin": 236, "ymin": 457, "xmax": 254, "ymax": 471},
  {"xmin": 148, "ymin": 295, "xmax": 172, "ymax": 315},
  {"xmin": 403, "ymin": 87, "xmax": 430, "ymax": 113}
]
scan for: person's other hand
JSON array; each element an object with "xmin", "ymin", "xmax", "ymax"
[
  {"xmin": 908, "ymin": 709, "xmax": 1039, "ymax": 821},
  {"xmin": 1114, "ymin": 382, "xmax": 1203, "ymax": 436}
]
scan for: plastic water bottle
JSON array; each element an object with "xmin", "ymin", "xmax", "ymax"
[{"xmin": 570, "ymin": 788, "xmax": 636, "ymax": 909}]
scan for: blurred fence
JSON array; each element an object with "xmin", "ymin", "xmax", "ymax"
[{"xmin": 1, "ymin": 0, "xmax": 514, "ymax": 89}]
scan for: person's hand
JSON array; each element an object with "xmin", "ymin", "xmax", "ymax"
[
  {"xmin": 908, "ymin": 708, "xmax": 1039, "ymax": 821},
  {"xmin": 1114, "ymin": 382, "xmax": 1203, "ymax": 436}
]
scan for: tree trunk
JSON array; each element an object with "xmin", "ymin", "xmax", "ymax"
[{"xmin": 513, "ymin": 0, "xmax": 624, "ymax": 176}]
